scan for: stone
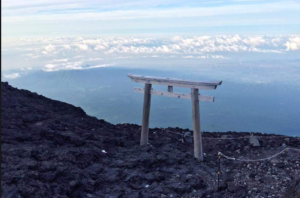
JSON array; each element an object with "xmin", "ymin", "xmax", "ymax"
[
  {"xmin": 168, "ymin": 183, "xmax": 192, "ymax": 194},
  {"xmin": 184, "ymin": 132, "xmax": 192, "ymax": 143},
  {"xmin": 296, "ymin": 183, "xmax": 300, "ymax": 196},
  {"xmin": 244, "ymin": 146, "xmax": 250, "ymax": 150},
  {"xmin": 249, "ymin": 173, "xmax": 257, "ymax": 178},
  {"xmin": 221, "ymin": 135, "xmax": 233, "ymax": 139},
  {"xmin": 126, "ymin": 192, "xmax": 140, "ymax": 198},
  {"xmin": 249, "ymin": 135, "xmax": 260, "ymax": 146}
]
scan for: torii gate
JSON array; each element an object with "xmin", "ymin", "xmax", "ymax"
[{"xmin": 128, "ymin": 74, "xmax": 222, "ymax": 160}]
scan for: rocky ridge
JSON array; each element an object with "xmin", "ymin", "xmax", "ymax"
[{"xmin": 1, "ymin": 82, "xmax": 300, "ymax": 198}]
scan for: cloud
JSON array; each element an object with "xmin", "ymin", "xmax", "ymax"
[
  {"xmin": 2, "ymin": 35, "xmax": 300, "ymax": 71},
  {"xmin": 183, "ymin": 55, "xmax": 227, "ymax": 59},
  {"xmin": 43, "ymin": 61, "xmax": 113, "ymax": 72},
  {"xmin": 242, "ymin": 36, "xmax": 265, "ymax": 47},
  {"xmin": 12, "ymin": 35, "xmax": 300, "ymax": 56},
  {"xmin": 64, "ymin": 44, "xmax": 71, "ymax": 49},
  {"xmin": 75, "ymin": 44, "xmax": 89, "ymax": 51},
  {"xmin": 3, "ymin": 1, "xmax": 300, "ymax": 23},
  {"xmin": 44, "ymin": 44, "xmax": 55, "ymax": 51},
  {"xmin": 94, "ymin": 45, "xmax": 107, "ymax": 50},
  {"xmin": 285, "ymin": 37, "xmax": 300, "ymax": 51},
  {"xmin": 3, "ymin": 73, "xmax": 20, "ymax": 79},
  {"xmin": 7, "ymin": 35, "xmax": 300, "ymax": 58},
  {"xmin": 51, "ymin": 58, "xmax": 68, "ymax": 62},
  {"xmin": 183, "ymin": 55, "xmax": 195, "ymax": 59},
  {"xmin": 211, "ymin": 55, "xmax": 227, "ymax": 59}
]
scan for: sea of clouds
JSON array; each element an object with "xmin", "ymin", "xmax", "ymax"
[{"xmin": 2, "ymin": 35, "xmax": 300, "ymax": 78}]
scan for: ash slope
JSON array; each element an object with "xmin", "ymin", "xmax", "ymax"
[{"xmin": 1, "ymin": 82, "xmax": 300, "ymax": 198}]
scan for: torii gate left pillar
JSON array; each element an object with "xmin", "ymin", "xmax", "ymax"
[{"xmin": 140, "ymin": 83, "xmax": 152, "ymax": 146}]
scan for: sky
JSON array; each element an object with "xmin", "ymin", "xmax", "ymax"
[
  {"xmin": 2, "ymin": 0, "xmax": 300, "ymax": 38},
  {"xmin": 1, "ymin": 0, "xmax": 300, "ymax": 73}
]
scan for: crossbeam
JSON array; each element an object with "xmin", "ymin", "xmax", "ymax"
[
  {"xmin": 128, "ymin": 74, "xmax": 222, "ymax": 90},
  {"xmin": 134, "ymin": 87, "xmax": 214, "ymax": 102}
]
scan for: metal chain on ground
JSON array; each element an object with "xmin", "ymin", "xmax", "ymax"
[
  {"xmin": 218, "ymin": 147, "xmax": 300, "ymax": 162},
  {"xmin": 162, "ymin": 129, "xmax": 299, "ymax": 140}
]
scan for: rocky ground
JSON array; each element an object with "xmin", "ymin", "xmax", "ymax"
[{"xmin": 1, "ymin": 82, "xmax": 300, "ymax": 198}]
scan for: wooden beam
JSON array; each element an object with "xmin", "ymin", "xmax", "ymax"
[
  {"xmin": 134, "ymin": 88, "xmax": 215, "ymax": 102},
  {"xmin": 191, "ymin": 88, "xmax": 203, "ymax": 161},
  {"xmin": 128, "ymin": 74, "xmax": 221, "ymax": 90},
  {"xmin": 140, "ymin": 84, "xmax": 152, "ymax": 146},
  {"xmin": 131, "ymin": 79, "xmax": 217, "ymax": 90}
]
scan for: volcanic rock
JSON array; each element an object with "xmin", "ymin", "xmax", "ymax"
[{"xmin": 1, "ymin": 82, "xmax": 300, "ymax": 198}]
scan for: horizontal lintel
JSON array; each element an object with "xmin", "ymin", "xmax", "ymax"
[
  {"xmin": 128, "ymin": 74, "xmax": 222, "ymax": 90},
  {"xmin": 134, "ymin": 88, "xmax": 214, "ymax": 102}
]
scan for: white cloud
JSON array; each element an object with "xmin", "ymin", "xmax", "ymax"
[
  {"xmin": 44, "ymin": 44, "xmax": 55, "ymax": 52},
  {"xmin": 51, "ymin": 58, "xmax": 68, "ymax": 62},
  {"xmin": 10, "ymin": 35, "xmax": 300, "ymax": 57},
  {"xmin": 3, "ymin": 1, "xmax": 300, "ymax": 23},
  {"xmin": 183, "ymin": 55, "xmax": 195, "ymax": 59},
  {"xmin": 211, "ymin": 55, "xmax": 227, "ymax": 59},
  {"xmin": 242, "ymin": 36, "xmax": 265, "ymax": 47},
  {"xmin": 64, "ymin": 44, "xmax": 71, "ymax": 49},
  {"xmin": 3, "ymin": 73, "xmax": 20, "ymax": 79},
  {"xmin": 183, "ymin": 55, "xmax": 227, "ymax": 59},
  {"xmin": 2, "ymin": 35, "xmax": 300, "ymax": 70},
  {"xmin": 87, "ymin": 57, "xmax": 102, "ymax": 61},
  {"xmin": 94, "ymin": 45, "xmax": 107, "ymax": 50},
  {"xmin": 75, "ymin": 44, "xmax": 89, "ymax": 51},
  {"xmin": 43, "ymin": 61, "xmax": 113, "ymax": 72},
  {"xmin": 285, "ymin": 37, "xmax": 300, "ymax": 51},
  {"xmin": 44, "ymin": 64, "xmax": 57, "ymax": 69}
]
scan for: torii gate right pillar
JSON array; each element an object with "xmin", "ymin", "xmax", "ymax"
[
  {"xmin": 140, "ymin": 83, "xmax": 152, "ymax": 146},
  {"xmin": 191, "ymin": 88, "xmax": 204, "ymax": 161}
]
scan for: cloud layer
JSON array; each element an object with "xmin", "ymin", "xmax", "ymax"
[
  {"xmin": 3, "ymin": 73, "xmax": 21, "ymax": 79},
  {"xmin": 2, "ymin": 35, "xmax": 300, "ymax": 72},
  {"xmin": 14, "ymin": 35, "xmax": 300, "ymax": 55}
]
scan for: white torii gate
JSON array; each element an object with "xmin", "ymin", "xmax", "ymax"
[{"xmin": 128, "ymin": 74, "xmax": 222, "ymax": 160}]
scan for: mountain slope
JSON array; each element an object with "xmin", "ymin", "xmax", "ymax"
[{"xmin": 1, "ymin": 82, "xmax": 299, "ymax": 198}]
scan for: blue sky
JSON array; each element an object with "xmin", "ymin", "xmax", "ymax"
[
  {"xmin": 2, "ymin": 0, "xmax": 300, "ymax": 38},
  {"xmin": 1, "ymin": 0, "xmax": 300, "ymax": 73}
]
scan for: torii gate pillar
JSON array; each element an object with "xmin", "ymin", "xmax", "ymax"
[
  {"xmin": 141, "ymin": 83, "xmax": 152, "ymax": 146},
  {"xmin": 191, "ymin": 88, "xmax": 203, "ymax": 160}
]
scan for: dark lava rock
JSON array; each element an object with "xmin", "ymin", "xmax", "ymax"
[
  {"xmin": 184, "ymin": 132, "xmax": 193, "ymax": 143},
  {"xmin": 168, "ymin": 182, "xmax": 192, "ymax": 194},
  {"xmin": 1, "ymin": 82, "xmax": 300, "ymax": 198}
]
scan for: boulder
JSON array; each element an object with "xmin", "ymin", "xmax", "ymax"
[
  {"xmin": 184, "ymin": 132, "xmax": 192, "ymax": 143},
  {"xmin": 249, "ymin": 135, "xmax": 260, "ymax": 146}
]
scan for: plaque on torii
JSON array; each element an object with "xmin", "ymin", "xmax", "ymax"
[{"xmin": 128, "ymin": 74, "xmax": 222, "ymax": 160}]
